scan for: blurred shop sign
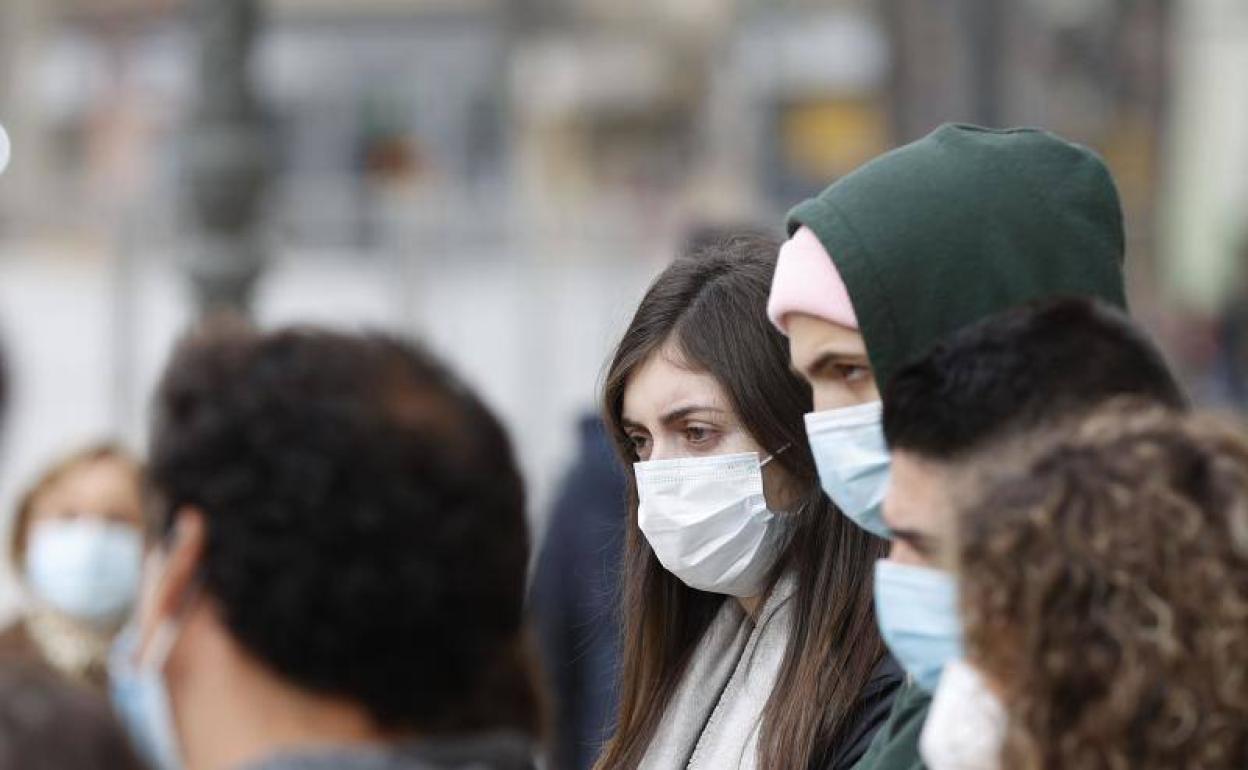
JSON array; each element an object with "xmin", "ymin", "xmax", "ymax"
[{"xmin": 778, "ymin": 98, "xmax": 889, "ymax": 187}]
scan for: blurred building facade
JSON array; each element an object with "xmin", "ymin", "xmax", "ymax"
[
  {"xmin": 0, "ymin": 0, "xmax": 1245, "ymax": 612},
  {"xmin": 0, "ymin": 1, "xmax": 1183, "ymax": 256}
]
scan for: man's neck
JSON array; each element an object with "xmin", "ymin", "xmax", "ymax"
[{"xmin": 173, "ymin": 614, "xmax": 400, "ymax": 770}]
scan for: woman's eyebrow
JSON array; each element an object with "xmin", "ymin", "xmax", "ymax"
[{"xmin": 659, "ymin": 405, "xmax": 725, "ymax": 426}]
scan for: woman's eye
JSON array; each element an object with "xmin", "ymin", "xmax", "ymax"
[
  {"xmin": 684, "ymin": 426, "xmax": 712, "ymax": 444},
  {"xmin": 628, "ymin": 434, "xmax": 649, "ymax": 454}
]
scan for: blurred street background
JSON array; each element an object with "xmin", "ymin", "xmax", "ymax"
[{"xmin": 0, "ymin": 0, "xmax": 1246, "ymax": 614}]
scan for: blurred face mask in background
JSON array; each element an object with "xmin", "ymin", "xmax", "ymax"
[
  {"xmin": 109, "ymin": 623, "xmax": 183, "ymax": 770},
  {"xmin": 109, "ymin": 547, "xmax": 197, "ymax": 770},
  {"xmin": 635, "ymin": 450, "xmax": 791, "ymax": 597},
  {"xmin": 25, "ymin": 519, "xmax": 143, "ymax": 626},
  {"xmin": 920, "ymin": 659, "xmax": 1007, "ymax": 770}
]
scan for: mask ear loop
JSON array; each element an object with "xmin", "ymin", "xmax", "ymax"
[
  {"xmin": 760, "ymin": 443, "xmax": 805, "ymax": 522},
  {"xmin": 137, "ymin": 520, "xmax": 203, "ymax": 672},
  {"xmin": 760, "ymin": 442, "xmax": 793, "ymax": 467},
  {"xmin": 143, "ymin": 616, "xmax": 181, "ymax": 671},
  {"xmin": 141, "ymin": 582, "xmax": 202, "ymax": 670}
]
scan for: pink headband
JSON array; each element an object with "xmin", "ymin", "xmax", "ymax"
[{"xmin": 767, "ymin": 226, "xmax": 858, "ymax": 334}]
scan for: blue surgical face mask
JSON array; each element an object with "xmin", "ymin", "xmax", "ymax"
[
  {"xmin": 108, "ymin": 550, "xmax": 189, "ymax": 770},
  {"xmin": 109, "ymin": 623, "xmax": 182, "ymax": 770},
  {"xmin": 804, "ymin": 401, "xmax": 892, "ymax": 538},
  {"xmin": 874, "ymin": 559, "xmax": 964, "ymax": 692},
  {"xmin": 25, "ymin": 519, "xmax": 143, "ymax": 626}
]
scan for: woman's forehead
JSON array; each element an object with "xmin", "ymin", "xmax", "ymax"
[{"xmin": 622, "ymin": 347, "xmax": 732, "ymax": 424}]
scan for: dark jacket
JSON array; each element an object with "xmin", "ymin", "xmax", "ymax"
[
  {"xmin": 529, "ymin": 416, "xmax": 628, "ymax": 770},
  {"xmin": 0, "ymin": 622, "xmax": 40, "ymax": 661},
  {"xmin": 848, "ymin": 680, "xmax": 931, "ymax": 770},
  {"xmin": 826, "ymin": 655, "xmax": 906, "ymax": 770},
  {"xmin": 240, "ymin": 733, "xmax": 535, "ymax": 770}
]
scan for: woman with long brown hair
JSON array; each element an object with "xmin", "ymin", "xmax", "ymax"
[{"xmin": 595, "ymin": 232, "xmax": 900, "ymax": 770}]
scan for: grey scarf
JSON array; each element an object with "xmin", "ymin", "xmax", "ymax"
[{"xmin": 639, "ymin": 574, "xmax": 797, "ymax": 770}]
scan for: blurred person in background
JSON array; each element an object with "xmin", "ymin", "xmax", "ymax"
[
  {"xmin": 0, "ymin": 444, "xmax": 145, "ymax": 689},
  {"xmin": 124, "ymin": 324, "xmax": 541, "ymax": 770},
  {"xmin": 595, "ymin": 232, "xmax": 901, "ymax": 770},
  {"xmin": 0, "ymin": 138, "xmax": 146, "ymax": 770},
  {"xmin": 873, "ymin": 298, "xmax": 1187, "ymax": 770},
  {"xmin": 953, "ymin": 406, "xmax": 1248, "ymax": 770},
  {"xmin": 767, "ymin": 124, "xmax": 1129, "ymax": 770},
  {"xmin": 0, "ymin": 658, "xmax": 149, "ymax": 770},
  {"xmin": 529, "ymin": 414, "xmax": 627, "ymax": 770}
]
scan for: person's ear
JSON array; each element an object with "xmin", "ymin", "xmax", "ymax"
[
  {"xmin": 137, "ymin": 507, "xmax": 206, "ymax": 661},
  {"xmin": 761, "ymin": 459, "xmax": 803, "ymax": 514}
]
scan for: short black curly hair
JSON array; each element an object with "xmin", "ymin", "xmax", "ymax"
[
  {"xmin": 883, "ymin": 297, "xmax": 1187, "ymax": 461},
  {"xmin": 148, "ymin": 323, "xmax": 539, "ymax": 735}
]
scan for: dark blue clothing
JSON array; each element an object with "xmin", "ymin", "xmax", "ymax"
[{"xmin": 529, "ymin": 417, "xmax": 627, "ymax": 770}]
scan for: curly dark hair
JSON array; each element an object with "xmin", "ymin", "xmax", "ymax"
[
  {"xmin": 883, "ymin": 297, "xmax": 1187, "ymax": 461},
  {"xmin": 957, "ymin": 404, "xmax": 1248, "ymax": 770},
  {"xmin": 148, "ymin": 323, "xmax": 540, "ymax": 736}
]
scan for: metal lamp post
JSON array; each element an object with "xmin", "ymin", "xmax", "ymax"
[{"xmin": 184, "ymin": 0, "xmax": 269, "ymax": 318}]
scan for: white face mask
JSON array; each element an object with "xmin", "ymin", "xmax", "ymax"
[
  {"xmin": 635, "ymin": 451, "xmax": 790, "ymax": 597},
  {"xmin": 919, "ymin": 659, "xmax": 1007, "ymax": 770},
  {"xmin": 25, "ymin": 519, "xmax": 144, "ymax": 626},
  {"xmin": 804, "ymin": 401, "xmax": 892, "ymax": 538}
]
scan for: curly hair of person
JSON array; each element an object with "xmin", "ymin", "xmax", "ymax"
[{"xmin": 956, "ymin": 405, "xmax": 1248, "ymax": 770}]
